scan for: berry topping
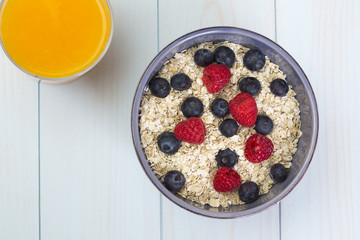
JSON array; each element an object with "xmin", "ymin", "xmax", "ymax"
[
  {"xmin": 149, "ymin": 77, "xmax": 171, "ymax": 98},
  {"xmin": 216, "ymin": 148, "xmax": 239, "ymax": 168},
  {"xmin": 164, "ymin": 170, "xmax": 186, "ymax": 192},
  {"xmin": 270, "ymin": 78, "xmax": 289, "ymax": 96},
  {"xmin": 181, "ymin": 97, "xmax": 204, "ymax": 118},
  {"xmin": 238, "ymin": 77, "xmax": 261, "ymax": 96},
  {"xmin": 174, "ymin": 117, "xmax": 206, "ymax": 144},
  {"xmin": 213, "ymin": 167, "xmax": 241, "ymax": 192},
  {"xmin": 202, "ymin": 64, "xmax": 231, "ymax": 93},
  {"xmin": 254, "ymin": 115, "xmax": 274, "ymax": 135},
  {"xmin": 194, "ymin": 49, "xmax": 214, "ymax": 67},
  {"xmin": 243, "ymin": 49, "xmax": 266, "ymax": 71},
  {"xmin": 214, "ymin": 46, "xmax": 236, "ymax": 68},
  {"xmin": 157, "ymin": 132, "xmax": 181, "ymax": 155},
  {"xmin": 270, "ymin": 163, "xmax": 288, "ymax": 182},
  {"xmin": 244, "ymin": 134, "xmax": 274, "ymax": 163},
  {"xmin": 229, "ymin": 93, "xmax": 258, "ymax": 127},
  {"xmin": 171, "ymin": 73, "xmax": 191, "ymax": 91},
  {"xmin": 210, "ymin": 98, "xmax": 229, "ymax": 118},
  {"xmin": 238, "ymin": 181, "xmax": 259, "ymax": 203},
  {"xmin": 219, "ymin": 119, "xmax": 239, "ymax": 137}
]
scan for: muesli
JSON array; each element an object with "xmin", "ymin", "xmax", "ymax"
[{"xmin": 140, "ymin": 41, "xmax": 301, "ymax": 207}]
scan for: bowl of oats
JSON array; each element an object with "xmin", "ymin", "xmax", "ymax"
[{"xmin": 131, "ymin": 27, "xmax": 318, "ymax": 218}]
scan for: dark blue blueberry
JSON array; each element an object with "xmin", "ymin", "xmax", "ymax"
[
  {"xmin": 181, "ymin": 97, "xmax": 204, "ymax": 118},
  {"xmin": 238, "ymin": 181, "xmax": 259, "ymax": 203},
  {"xmin": 194, "ymin": 49, "xmax": 214, "ymax": 67},
  {"xmin": 214, "ymin": 46, "xmax": 235, "ymax": 68},
  {"xmin": 219, "ymin": 119, "xmax": 239, "ymax": 137},
  {"xmin": 171, "ymin": 73, "xmax": 191, "ymax": 91},
  {"xmin": 238, "ymin": 77, "xmax": 261, "ymax": 96},
  {"xmin": 157, "ymin": 132, "xmax": 181, "ymax": 155},
  {"xmin": 149, "ymin": 77, "xmax": 171, "ymax": 98},
  {"xmin": 210, "ymin": 98, "xmax": 229, "ymax": 118},
  {"xmin": 164, "ymin": 170, "xmax": 185, "ymax": 192},
  {"xmin": 270, "ymin": 79, "xmax": 289, "ymax": 96},
  {"xmin": 254, "ymin": 115, "xmax": 274, "ymax": 135},
  {"xmin": 243, "ymin": 49, "xmax": 266, "ymax": 71},
  {"xmin": 270, "ymin": 164, "xmax": 288, "ymax": 182},
  {"xmin": 216, "ymin": 148, "xmax": 239, "ymax": 168}
]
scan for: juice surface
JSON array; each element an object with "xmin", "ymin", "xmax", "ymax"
[{"xmin": 0, "ymin": 0, "xmax": 112, "ymax": 78}]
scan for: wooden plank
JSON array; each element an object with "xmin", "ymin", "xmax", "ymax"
[
  {"xmin": 163, "ymin": 197, "xmax": 279, "ymax": 240},
  {"xmin": 159, "ymin": 0, "xmax": 275, "ymax": 48},
  {"xmin": 159, "ymin": 1, "xmax": 280, "ymax": 239},
  {"xmin": 0, "ymin": 54, "xmax": 39, "ymax": 239},
  {"xmin": 39, "ymin": 0, "xmax": 160, "ymax": 239},
  {"xmin": 277, "ymin": 0, "xmax": 360, "ymax": 239}
]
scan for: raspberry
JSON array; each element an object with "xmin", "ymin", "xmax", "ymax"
[
  {"xmin": 174, "ymin": 117, "xmax": 205, "ymax": 144},
  {"xmin": 202, "ymin": 64, "xmax": 231, "ymax": 93},
  {"xmin": 229, "ymin": 93, "xmax": 258, "ymax": 127},
  {"xmin": 213, "ymin": 167, "xmax": 241, "ymax": 192},
  {"xmin": 245, "ymin": 134, "xmax": 274, "ymax": 163}
]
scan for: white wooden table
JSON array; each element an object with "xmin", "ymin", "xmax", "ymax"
[{"xmin": 1, "ymin": 0, "xmax": 359, "ymax": 239}]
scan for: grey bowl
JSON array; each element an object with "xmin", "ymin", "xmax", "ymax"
[{"xmin": 131, "ymin": 27, "xmax": 318, "ymax": 218}]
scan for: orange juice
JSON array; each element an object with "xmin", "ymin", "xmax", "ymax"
[{"xmin": 0, "ymin": 0, "xmax": 112, "ymax": 79}]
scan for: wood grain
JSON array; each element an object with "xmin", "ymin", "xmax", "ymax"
[
  {"xmin": 159, "ymin": 1, "xmax": 280, "ymax": 239},
  {"xmin": 163, "ymin": 197, "xmax": 279, "ymax": 240},
  {"xmin": 39, "ymin": 0, "xmax": 160, "ymax": 239},
  {"xmin": 159, "ymin": 0, "xmax": 275, "ymax": 48},
  {"xmin": 277, "ymin": 0, "xmax": 360, "ymax": 239},
  {"xmin": 1, "ymin": 0, "xmax": 359, "ymax": 239},
  {"xmin": 0, "ymin": 55, "xmax": 39, "ymax": 239}
]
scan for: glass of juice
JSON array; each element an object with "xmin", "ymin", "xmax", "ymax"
[{"xmin": 0, "ymin": 0, "xmax": 113, "ymax": 84}]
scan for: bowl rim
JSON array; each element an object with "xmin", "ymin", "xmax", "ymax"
[{"xmin": 131, "ymin": 26, "xmax": 319, "ymax": 218}]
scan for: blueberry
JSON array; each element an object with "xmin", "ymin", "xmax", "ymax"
[
  {"xmin": 181, "ymin": 97, "xmax": 204, "ymax": 118},
  {"xmin": 219, "ymin": 119, "xmax": 239, "ymax": 137},
  {"xmin": 194, "ymin": 49, "xmax": 214, "ymax": 67},
  {"xmin": 164, "ymin": 170, "xmax": 185, "ymax": 192},
  {"xmin": 270, "ymin": 79, "xmax": 289, "ymax": 96},
  {"xmin": 171, "ymin": 73, "xmax": 191, "ymax": 91},
  {"xmin": 149, "ymin": 77, "xmax": 171, "ymax": 98},
  {"xmin": 210, "ymin": 98, "xmax": 229, "ymax": 118},
  {"xmin": 157, "ymin": 132, "xmax": 181, "ymax": 154},
  {"xmin": 238, "ymin": 181, "xmax": 259, "ymax": 203},
  {"xmin": 214, "ymin": 46, "xmax": 235, "ymax": 68},
  {"xmin": 270, "ymin": 164, "xmax": 288, "ymax": 182},
  {"xmin": 254, "ymin": 115, "xmax": 274, "ymax": 135},
  {"xmin": 238, "ymin": 77, "xmax": 261, "ymax": 96},
  {"xmin": 243, "ymin": 49, "xmax": 266, "ymax": 71},
  {"xmin": 216, "ymin": 148, "xmax": 239, "ymax": 168}
]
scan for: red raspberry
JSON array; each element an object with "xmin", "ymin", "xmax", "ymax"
[
  {"xmin": 245, "ymin": 134, "xmax": 274, "ymax": 163},
  {"xmin": 213, "ymin": 167, "xmax": 241, "ymax": 192},
  {"xmin": 202, "ymin": 64, "xmax": 231, "ymax": 93},
  {"xmin": 174, "ymin": 117, "xmax": 205, "ymax": 144},
  {"xmin": 229, "ymin": 93, "xmax": 258, "ymax": 127}
]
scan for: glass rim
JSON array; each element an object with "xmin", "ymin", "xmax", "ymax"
[{"xmin": 0, "ymin": 0, "xmax": 114, "ymax": 82}]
